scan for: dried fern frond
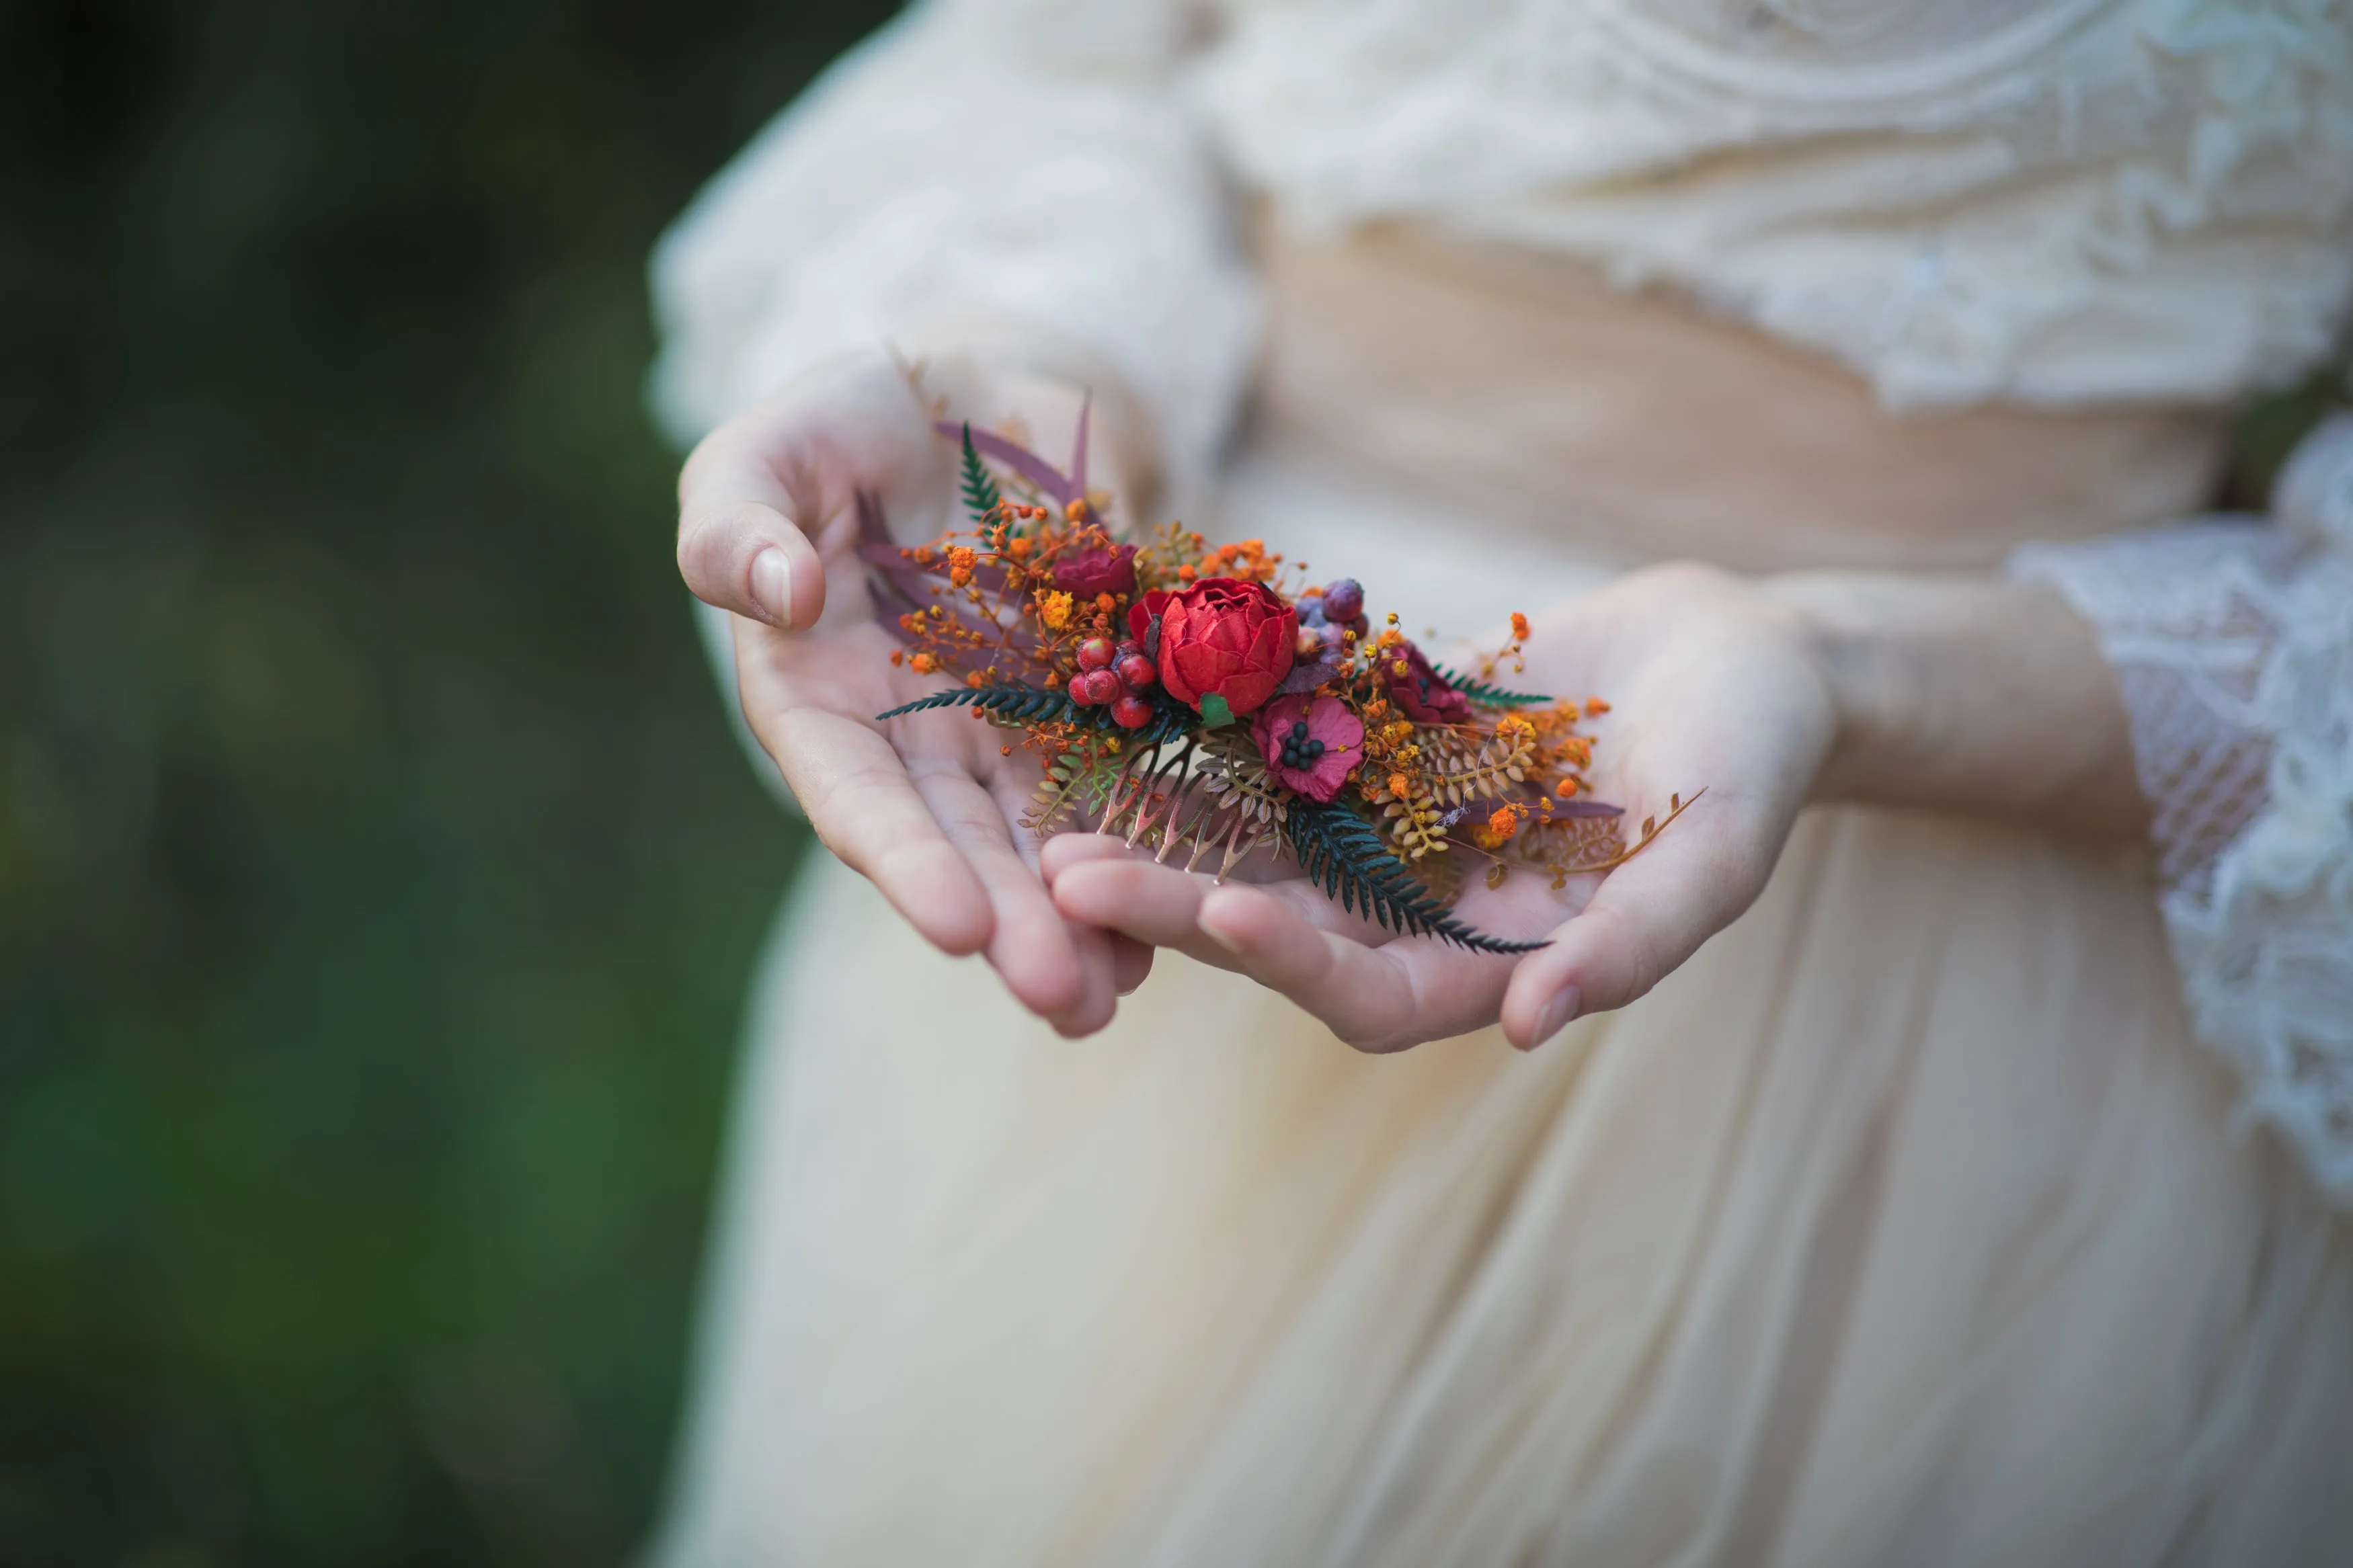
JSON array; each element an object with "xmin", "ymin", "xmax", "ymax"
[
  {"xmin": 1021, "ymin": 747, "xmax": 1118, "ymax": 835},
  {"xmin": 1381, "ymin": 780, "xmax": 1450, "ymax": 859},
  {"xmin": 1421, "ymin": 732, "xmax": 1535, "ymax": 807}
]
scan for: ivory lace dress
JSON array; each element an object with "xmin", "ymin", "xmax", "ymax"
[{"xmin": 647, "ymin": 3, "xmax": 2353, "ymax": 1563}]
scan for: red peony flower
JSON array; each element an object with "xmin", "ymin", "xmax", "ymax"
[
  {"xmin": 1384, "ymin": 639, "xmax": 1471, "ymax": 724},
  {"xmin": 1051, "ymin": 542, "xmax": 1137, "ymax": 600},
  {"xmin": 1132, "ymin": 578, "xmax": 1295, "ymax": 719},
  {"xmin": 1252, "ymin": 694, "xmax": 1364, "ymax": 803}
]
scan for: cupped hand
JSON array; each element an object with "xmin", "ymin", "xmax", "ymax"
[
  {"xmin": 678, "ymin": 349, "xmax": 1154, "ymax": 1035},
  {"xmin": 1043, "ymin": 563, "xmax": 1839, "ymax": 1050}
]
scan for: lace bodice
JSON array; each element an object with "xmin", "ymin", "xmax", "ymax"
[
  {"xmin": 649, "ymin": 0, "xmax": 2353, "ymax": 1200},
  {"xmin": 651, "ymin": 0, "xmax": 2352, "ymax": 456}
]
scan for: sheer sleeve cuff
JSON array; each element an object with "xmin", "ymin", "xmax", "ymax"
[{"xmin": 2012, "ymin": 411, "xmax": 2353, "ymax": 1201}]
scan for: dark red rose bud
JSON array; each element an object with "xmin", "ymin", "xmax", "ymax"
[
  {"xmin": 1052, "ymin": 542, "xmax": 1138, "ymax": 601},
  {"xmin": 1074, "ymin": 636, "xmax": 1115, "ymax": 671},
  {"xmin": 1152, "ymin": 577, "xmax": 1297, "ymax": 719},
  {"xmin": 1109, "ymin": 694, "xmax": 1154, "ymax": 730},
  {"xmin": 1320, "ymin": 579, "xmax": 1363, "ymax": 624},
  {"xmin": 1383, "ymin": 639, "xmax": 1472, "ymax": 723},
  {"xmin": 1115, "ymin": 653, "xmax": 1156, "ymax": 690},
  {"xmin": 1071, "ymin": 669, "xmax": 1123, "ymax": 706}
]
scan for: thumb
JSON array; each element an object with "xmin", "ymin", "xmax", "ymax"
[
  {"xmin": 1499, "ymin": 800, "xmax": 1771, "ymax": 1048},
  {"xmin": 676, "ymin": 492, "xmax": 828, "ymax": 630}
]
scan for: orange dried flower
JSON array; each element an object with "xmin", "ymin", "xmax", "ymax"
[
  {"xmin": 909, "ymin": 652, "xmax": 937, "ymax": 675},
  {"xmin": 1039, "ymin": 590, "xmax": 1075, "ymax": 630},
  {"xmin": 1510, "ymin": 612, "xmax": 1531, "ymax": 641},
  {"xmin": 1388, "ymin": 772, "xmax": 1412, "ymax": 800},
  {"xmin": 1554, "ymin": 776, "xmax": 1580, "ymax": 798},
  {"xmin": 947, "ymin": 545, "xmax": 978, "ymax": 587},
  {"xmin": 1585, "ymin": 696, "xmax": 1611, "ymax": 716}
]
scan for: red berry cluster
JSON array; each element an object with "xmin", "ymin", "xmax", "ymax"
[{"xmin": 1068, "ymin": 635, "xmax": 1158, "ymax": 729}]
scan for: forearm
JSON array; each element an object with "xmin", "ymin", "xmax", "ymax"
[{"xmin": 1765, "ymin": 571, "xmax": 2149, "ymax": 839}]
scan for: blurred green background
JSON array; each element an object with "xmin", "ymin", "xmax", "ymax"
[{"xmin": 0, "ymin": 2, "xmax": 895, "ymax": 1563}]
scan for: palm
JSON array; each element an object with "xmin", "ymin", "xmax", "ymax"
[
  {"xmin": 683, "ymin": 353, "xmax": 1146, "ymax": 1034},
  {"xmin": 1045, "ymin": 565, "xmax": 1837, "ymax": 1050}
]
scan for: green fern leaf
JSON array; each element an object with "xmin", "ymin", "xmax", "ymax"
[
  {"xmin": 1433, "ymin": 665, "xmax": 1552, "ymax": 708},
  {"xmin": 959, "ymin": 424, "xmax": 1004, "ymax": 527},
  {"xmin": 878, "ymin": 683, "xmax": 1195, "ymax": 747},
  {"xmin": 1284, "ymin": 800, "xmax": 1547, "ymax": 954}
]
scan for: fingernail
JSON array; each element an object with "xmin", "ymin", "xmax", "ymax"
[
  {"xmin": 1521, "ymin": 985, "xmax": 1581, "ymax": 1052},
  {"xmin": 750, "ymin": 546, "xmax": 792, "ymax": 628}
]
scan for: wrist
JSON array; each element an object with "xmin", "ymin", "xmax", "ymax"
[
  {"xmin": 1757, "ymin": 573, "xmax": 1908, "ymax": 809},
  {"xmin": 1760, "ymin": 569, "xmax": 2147, "ymax": 837}
]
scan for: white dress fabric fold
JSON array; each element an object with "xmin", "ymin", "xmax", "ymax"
[{"xmin": 654, "ymin": 526, "xmax": 2353, "ymax": 1568}]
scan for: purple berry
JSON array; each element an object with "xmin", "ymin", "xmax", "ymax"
[{"xmin": 1320, "ymin": 579, "xmax": 1363, "ymax": 624}]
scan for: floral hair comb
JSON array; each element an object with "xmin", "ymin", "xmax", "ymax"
[{"xmin": 863, "ymin": 411, "xmax": 1693, "ymax": 953}]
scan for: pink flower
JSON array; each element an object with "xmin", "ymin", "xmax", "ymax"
[{"xmin": 1252, "ymin": 694, "xmax": 1364, "ymax": 803}]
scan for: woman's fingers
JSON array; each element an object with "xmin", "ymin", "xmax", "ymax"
[
  {"xmin": 752, "ymin": 701, "xmax": 994, "ymax": 957},
  {"xmin": 1193, "ymin": 886, "xmax": 1511, "ymax": 1052},
  {"xmin": 1046, "ymin": 843, "xmax": 1509, "ymax": 1052},
  {"xmin": 1500, "ymin": 796, "xmax": 1772, "ymax": 1049},
  {"xmin": 914, "ymin": 766, "xmax": 1118, "ymax": 1033},
  {"xmin": 1045, "ymin": 849, "xmax": 1228, "ymax": 956},
  {"xmin": 1109, "ymin": 934, "xmax": 1156, "ymax": 996}
]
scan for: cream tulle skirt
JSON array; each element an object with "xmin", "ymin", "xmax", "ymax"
[{"xmin": 651, "ymin": 232, "xmax": 2353, "ymax": 1566}]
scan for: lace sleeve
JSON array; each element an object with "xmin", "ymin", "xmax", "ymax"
[
  {"xmin": 2012, "ymin": 411, "xmax": 2353, "ymax": 1202},
  {"xmin": 647, "ymin": 0, "xmax": 1261, "ymax": 491}
]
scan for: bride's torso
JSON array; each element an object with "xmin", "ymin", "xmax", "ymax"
[
  {"xmin": 1240, "ymin": 216, "xmax": 2225, "ymax": 577},
  {"xmin": 1171, "ymin": 0, "xmax": 2348, "ymax": 613},
  {"xmin": 1191, "ymin": 0, "xmax": 2350, "ymax": 413}
]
